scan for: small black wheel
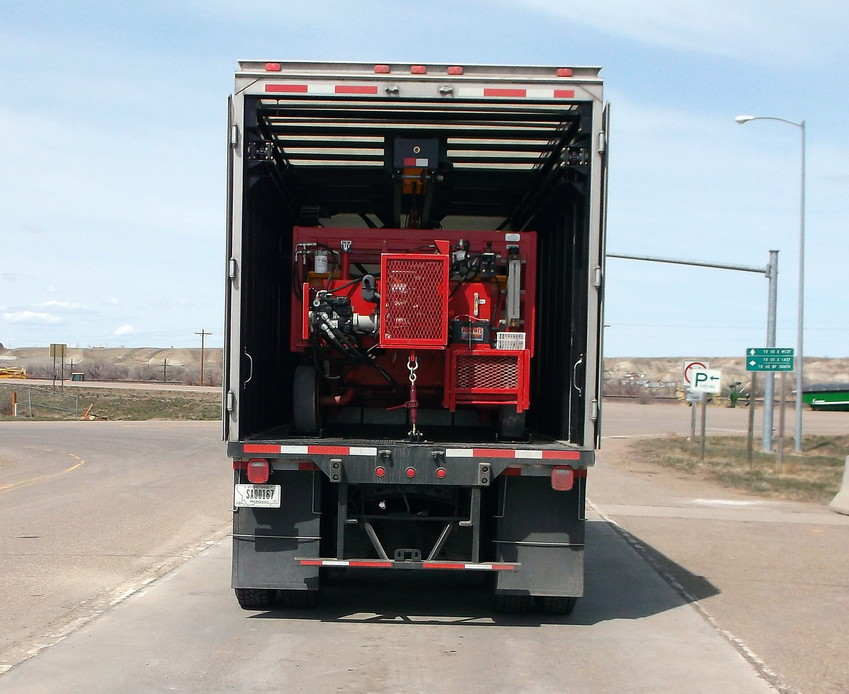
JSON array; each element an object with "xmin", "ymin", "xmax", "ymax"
[
  {"xmin": 279, "ymin": 589, "xmax": 320, "ymax": 609},
  {"xmin": 492, "ymin": 593, "xmax": 532, "ymax": 614},
  {"xmin": 234, "ymin": 587, "xmax": 274, "ymax": 610},
  {"xmin": 536, "ymin": 596, "xmax": 578, "ymax": 615},
  {"xmin": 498, "ymin": 406, "xmax": 525, "ymax": 440}
]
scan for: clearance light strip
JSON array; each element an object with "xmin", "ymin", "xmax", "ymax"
[{"xmin": 263, "ymin": 83, "xmax": 575, "ymax": 99}]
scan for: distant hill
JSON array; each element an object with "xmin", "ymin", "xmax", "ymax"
[{"xmin": 2, "ymin": 347, "xmax": 847, "ymax": 391}]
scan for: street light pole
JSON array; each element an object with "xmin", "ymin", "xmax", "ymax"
[{"xmin": 735, "ymin": 115, "xmax": 806, "ymax": 453}]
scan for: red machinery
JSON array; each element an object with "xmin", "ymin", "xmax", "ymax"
[{"xmin": 290, "ymin": 227, "xmax": 537, "ymax": 439}]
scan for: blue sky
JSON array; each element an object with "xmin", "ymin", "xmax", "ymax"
[{"xmin": 2, "ymin": 1, "xmax": 847, "ymax": 357}]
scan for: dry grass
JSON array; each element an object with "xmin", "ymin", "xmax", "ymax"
[
  {"xmin": 0, "ymin": 385, "xmax": 220, "ymax": 421},
  {"xmin": 632, "ymin": 435, "xmax": 848, "ymax": 504}
]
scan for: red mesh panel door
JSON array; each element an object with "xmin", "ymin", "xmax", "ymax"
[
  {"xmin": 455, "ymin": 354, "xmax": 519, "ymax": 389},
  {"xmin": 380, "ymin": 254, "xmax": 449, "ymax": 349},
  {"xmin": 444, "ymin": 348, "xmax": 530, "ymax": 412}
]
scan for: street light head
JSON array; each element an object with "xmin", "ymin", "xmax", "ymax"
[{"xmin": 735, "ymin": 115, "xmax": 756, "ymax": 124}]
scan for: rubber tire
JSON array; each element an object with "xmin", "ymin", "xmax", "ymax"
[
  {"xmin": 536, "ymin": 596, "xmax": 578, "ymax": 615},
  {"xmin": 492, "ymin": 593, "xmax": 532, "ymax": 614},
  {"xmin": 293, "ymin": 365, "xmax": 321, "ymax": 432},
  {"xmin": 279, "ymin": 589, "xmax": 320, "ymax": 609},
  {"xmin": 497, "ymin": 406, "xmax": 526, "ymax": 440},
  {"xmin": 234, "ymin": 588, "xmax": 275, "ymax": 610}
]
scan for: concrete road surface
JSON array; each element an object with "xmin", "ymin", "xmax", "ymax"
[
  {"xmin": 0, "ymin": 523, "xmax": 775, "ymax": 693},
  {"xmin": 1, "ymin": 404, "xmax": 846, "ymax": 692}
]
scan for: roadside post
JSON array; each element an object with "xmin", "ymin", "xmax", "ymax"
[
  {"xmin": 745, "ymin": 348, "xmax": 794, "ymax": 464},
  {"xmin": 50, "ymin": 343, "xmax": 67, "ymax": 392},
  {"xmin": 691, "ymin": 369, "xmax": 722, "ymax": 460},
  {"xmin": 683, "ymin": 361, "xmax": 710, "ymax": 443},
  {"xmin": 685, "ymin": 389, "xmax": 704, "ymax": 440},
  {"xmin": 777, "ymin": 372, "xmax": 788, "ymax": 471},
  {"xmin": 747, "ymin": 372, "xmax": 757, "ymax": 468}
]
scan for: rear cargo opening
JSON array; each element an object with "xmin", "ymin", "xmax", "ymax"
[{"xmin": 233, "ymin": 91, "xmax": 595, "ymax": 446}]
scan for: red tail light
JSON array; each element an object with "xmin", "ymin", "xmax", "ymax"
[
  {"xmin": 551, "ymin": 466, "xmax": 574, "ymax": 491},
  {"xmin": 247, "ymin": 458, "xmax": 270, "ymax": 484}
]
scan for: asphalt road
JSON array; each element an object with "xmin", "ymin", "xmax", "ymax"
[
  {"xmin": 0, "ymin": 404, "xmax": 845, "ymax": 692},
  {"xmin": 0, "ymin": 421, "xmax": 231, "ymax": 674}
]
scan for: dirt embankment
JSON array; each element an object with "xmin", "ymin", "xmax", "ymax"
[{"xmin": 2, "ymin": 348, "xmax": 848, "ymax": 390}]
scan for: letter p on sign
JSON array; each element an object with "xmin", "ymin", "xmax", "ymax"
[{"xmin": 691, "ymin": 368, "xmax": 722, "ymax": 394}]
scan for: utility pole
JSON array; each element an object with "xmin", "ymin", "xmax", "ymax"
[{"xmin": 195, "ymin": 329, "xmax": 211, "ymax": 386}]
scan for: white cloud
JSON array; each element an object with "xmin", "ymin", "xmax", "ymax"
[
  {"xmin": 106, "ymin": 297, "xmax": 120, "ymax": 305},
  {"xmin": 113, "ymin": 324, "xmax": 138, "ymax": 336},
  {"xmin": 37, "ymin": 300, "xmax": 85, "ymax": 310},
  {"xmin": 3, "ymin": 311, "xmax": 61, "ymax": 325},
  {"xmin": 507, "ymin": 0, "xmax": 843, "ymax": 65}
]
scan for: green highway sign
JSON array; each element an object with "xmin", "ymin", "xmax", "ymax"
[{"xmin": 746, "ymin": 347, "xmax": 795, "ymax": 372}]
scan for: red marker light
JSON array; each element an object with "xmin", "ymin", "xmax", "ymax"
[
  {"xmin": 447, "ymin": 66, "xmax": 464, "ymax": 75},
  {"xmin": 405, "ymin": 467, "xmax": 417, "ymax": 478},
  {"xmin": 551, "ymin": 466, "xmax": 574, "ymax": 491},
  {"xmin": 374, "ymin": 64, "xmax": 390, "ymax": 73},
  {"xmin": 435, "ymin": 467, "xmax": 447, "ymax": 479},
  {"xmin": 411, "ymin": 65, "xmax": 427, "ymax": 74},
  {"xmin": 265, "ymin": 63, "xmax": 282, "ymax": 72},
  {"xmin": 375, "ymin": 466, "xmax": 387, "ymax": 478},
  {"xmin": 556, "ymin": 68, "xmax": 573, "ymax": 77},
  {"xmin": 247, "ymin": 458, "xmax": 270, "ymax": 484}
]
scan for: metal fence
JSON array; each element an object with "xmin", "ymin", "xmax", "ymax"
[{"xmin": 0, "ymin": 385, "xmax": 79, "ymax": 418}]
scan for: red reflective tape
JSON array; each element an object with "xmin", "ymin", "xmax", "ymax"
[
  {"xmin": 541, "ymin": 450, "xmax": 581, "ymax": 460},
  {"xmin": 484, "ymin": 88, "xmax": 526, "ymax": 97},
  {"xmin": 554, "ymin": 89, "xmax": 575, "ymax": 98},
  {"xmin": 473, "ymin": 448, "xmax": 515, "ymax": 458},
  {"xmin": 298, "ymin": 559, "xmax": 323, "ymax": 566},
  {"xmin": 308, "ymin": 445, "xmax": 349, "ymax": 455},
  {"xmin": 349, "ymin": 560, "xmax": 393, "ymax": 568},
  {"xmin": 265, "ymin": 84, "xmax": 308, "ymax": 93},
  {"xmin": 335, "ymin": 85, "xmax": 379, "ymax": 94},
  {"xmin": 244, "ymin": 444, "xmax": 281, "ymax": 454}
]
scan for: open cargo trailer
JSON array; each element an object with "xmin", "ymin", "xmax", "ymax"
[{"xmin": 225, "ymin": 61, "xmax": 608, "ymax": 613}]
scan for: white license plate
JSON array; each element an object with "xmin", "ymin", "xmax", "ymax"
[{"xmin": 234, "ymin": 484, "xmax": 281, "ymax": 508}]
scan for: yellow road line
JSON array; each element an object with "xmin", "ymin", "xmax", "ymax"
[{"xmin": 0, "ymin": 453, "xmax": 85, "ymax": 492}]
